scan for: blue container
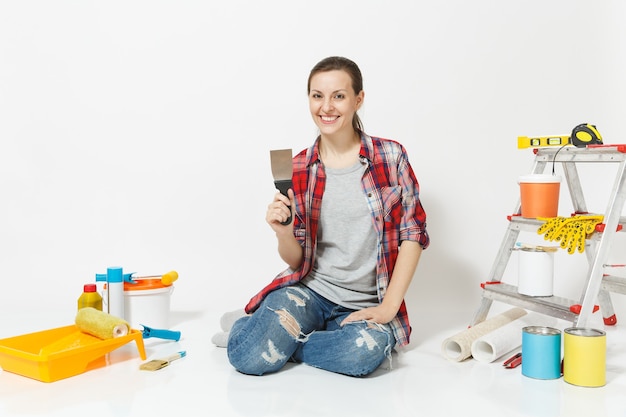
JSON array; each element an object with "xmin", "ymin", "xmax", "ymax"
[{"xmin": 522, "ymin": 326, "xmax": 562, "ymax": 380}]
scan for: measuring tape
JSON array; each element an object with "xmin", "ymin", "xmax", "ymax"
[{"xmin": 571, "ymin": 123, "xmax": 603, "ymax": 147}]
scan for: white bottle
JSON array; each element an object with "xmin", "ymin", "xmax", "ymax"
[{"xmin": 106, "ymin": 266, "xmax": 125, "ymax": 319}]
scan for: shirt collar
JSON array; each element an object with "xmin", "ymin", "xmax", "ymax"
[{"xmin": 306, "ymin": 132, "xmax": 374, "ymax": 167}]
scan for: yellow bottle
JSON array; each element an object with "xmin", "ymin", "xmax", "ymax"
[{"xmin": 78, "ymin": 283, "xmax": 103, "ymax": 311}]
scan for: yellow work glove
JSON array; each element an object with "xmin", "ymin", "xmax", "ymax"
[{"xmin": 536, "ymin": 215, "xmax": 604, "ymax": 254}]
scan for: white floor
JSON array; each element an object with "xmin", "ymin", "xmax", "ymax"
[{"xmin": 1, "ymin": 306, "xmax": 626, "ymax": 417}]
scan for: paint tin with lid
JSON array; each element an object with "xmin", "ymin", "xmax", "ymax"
[
  {"xmin": 522, "ymin": 326, "xmax": 562, "ymax": 380},
  {"xmin": 563, "ymin": 327, "xmax": 606, "ymax": 387},
  {"xmin": 124, "ymin": 279, "xmax": 174, "ymax": 329},
  {"xmin": 517, "ymin": 247, "xmax": 554, "ymax": 297}
]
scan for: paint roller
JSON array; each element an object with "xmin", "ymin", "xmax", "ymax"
[{"xmin": 76, "ymin": 307, "xmax": 130, "ymax": 339}]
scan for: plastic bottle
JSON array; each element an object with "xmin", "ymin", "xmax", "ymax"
[
  {"xmin": 78, "ymin": 283, "xmax": 103, "ymax": 311},
  {"xmin": 106, "ymin": 266, "xmax": 125, "ymax": 319}
]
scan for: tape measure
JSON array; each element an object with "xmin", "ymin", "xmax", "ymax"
[
  {"xmin": 571, "ymin": 123, "xmax": 603, "ymax": 147},
  {"xmin": 517, "ymin": 123, "xmax": 602, "ymax": 149}
]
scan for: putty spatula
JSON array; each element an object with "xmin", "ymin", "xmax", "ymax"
[{"xmin": 270, "ymin": 148, "xmax": 293, "ymax": 225}]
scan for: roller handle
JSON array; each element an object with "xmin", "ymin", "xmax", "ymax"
[
  {"xmin": 141, "ymin": 325, "xmax": 181, "ymax": 341},
  {"xmin": 274, "ymin": 179, "xmax": 293, "ymax": 225}
]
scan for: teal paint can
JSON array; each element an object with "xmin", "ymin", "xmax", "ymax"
[{"xmin": 522, "ymin": 326, "xmax": 562, "ymax": 380}]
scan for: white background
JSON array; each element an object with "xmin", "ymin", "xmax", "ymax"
[{"xmin": 1, "ymin": 0, "xmax": 626, "ymax": 332}]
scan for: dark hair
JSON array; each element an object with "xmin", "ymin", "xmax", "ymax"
[{"xmin": 307, "ymin": 56, "xmax": 364, "ymax": 132}]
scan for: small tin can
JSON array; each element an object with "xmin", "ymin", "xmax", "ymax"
[
  {"xmin": 563, "ymin": 327, "xmax": 606, "ymax": 387},
  {"xmin": 522, "ymin": 326, "xmax": 562, "ymax": 380}
]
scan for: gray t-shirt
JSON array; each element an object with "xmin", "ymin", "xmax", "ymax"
[{"xmin": 302, "ymin": 160, "xmax": 379, "ymax": 309}]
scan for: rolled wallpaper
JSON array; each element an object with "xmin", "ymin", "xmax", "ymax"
[
  {"xmin": 470, "ymin": 312, "xmax": 558, "ymax": 363},
  {"xmin": 441, "ymin": 307, "xmax": 527, "ymax": 362}
]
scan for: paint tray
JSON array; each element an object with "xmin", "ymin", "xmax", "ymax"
[{"xmin": 0, "ymin": 324, "xmax": 147, "ymax": 383}]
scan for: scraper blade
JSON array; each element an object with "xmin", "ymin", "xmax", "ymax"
[{"xmin": 269, "ymin": 148, "xmax": 293, "ymax": 225}]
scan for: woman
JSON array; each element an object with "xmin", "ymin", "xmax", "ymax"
[{"xmin": 223, "ymin": 56, "xmax": 429, "ymax": 377}]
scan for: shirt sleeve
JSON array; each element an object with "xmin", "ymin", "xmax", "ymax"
[{"xmin": 397, "ymin": 146, "xmax": 430, "ymax": 249}]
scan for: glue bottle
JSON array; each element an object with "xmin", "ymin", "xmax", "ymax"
[{"xmin": 78, "ymin": 283, "xmax": 103, "ymax": 311}]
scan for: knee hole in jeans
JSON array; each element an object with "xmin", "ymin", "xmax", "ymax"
[{"xmin": 274, "ymin": 308, "xmax": 302, "ymax": 339}]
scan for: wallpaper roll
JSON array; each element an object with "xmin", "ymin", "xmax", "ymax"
[
  {"xmin": 441, "ymin": 307, "xmax": 527, "ymax": 362},
  {"xmin": 470, "ymin": 312, "xmax": 558, "ymax": 363},
  {"xmin": 76, "ymin": 307, "xmax": 130, "ymax": 339}
]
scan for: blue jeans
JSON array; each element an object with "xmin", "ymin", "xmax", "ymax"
[{"xmin": 227, "ymin": 283, "xmax": 395, "ymax": 377}]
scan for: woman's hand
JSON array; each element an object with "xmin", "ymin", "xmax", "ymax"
[
  {"xmin": 340, "ymin": 304, "xmax": 397, "ymax": 326},
  {"xmin": 266, "ymin": 188, "xmax": 303, "ymax": 270},
  {"xmin": 341, "ymin": 241, "xmax": 422, "ymax": 326},
  {"xmin": 266, "ymin": 189, "xmax": 295, "ymax": 232}
]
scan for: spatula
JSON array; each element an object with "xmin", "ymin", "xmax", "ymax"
[{"xmin": 270, "ymin": 148, "xmax": 293, "ymax": 225}]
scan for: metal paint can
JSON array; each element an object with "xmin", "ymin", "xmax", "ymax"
[
  {"xmin": 563, "ymin": 327, "xmax": 606, "ymax": 387},
  {"xmin": 517, "ymin": 247, "xmax": 554, "ymax": 297},
  {"xmin": 522, "ymin": 326, "xmax": 562, "ymax": 380}
]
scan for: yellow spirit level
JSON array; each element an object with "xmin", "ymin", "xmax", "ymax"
[{"xmin": 517, "ymin": 135, "xmax": 570, "ymax": 149}]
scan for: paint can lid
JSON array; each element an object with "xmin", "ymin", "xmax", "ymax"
[
  {"xmin": 523, "ymin": 326, "xmax": 561, "ymax": 336},
  {"xmin": 124, "ymin": 278, "xmax": 171, "ymax": 291},
  {"xmin": 518, "ymin": 174, "xmax": 562, "ymax": 184},
  {"xmin": 519, "ymin": 247, "xmax": 547, "ymax": 253},
  {"xmin": 565, "ymin": 327, "xmax": 606, "ymax": 337}
]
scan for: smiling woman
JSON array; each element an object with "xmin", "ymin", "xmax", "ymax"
[{"xmin": 214, "ymin": 56, "xmax": 430, "ymax": 377}]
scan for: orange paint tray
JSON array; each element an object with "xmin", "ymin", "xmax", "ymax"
[{"xmin": 0, "ymin": 325, "xmax": 146, "ymax": 383}]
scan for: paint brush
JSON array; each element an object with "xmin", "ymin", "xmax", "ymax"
[{"xmin": 139, "ymin": 351, "xmax": 186, "ymax": 371}]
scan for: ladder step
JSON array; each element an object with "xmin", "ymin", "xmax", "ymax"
[
  {"xmin": 536, "ymin": 145, "xmax": 626, "ymax": 162},
  {"xmin": 508, "ymin": 214, "xmax": 626, "ymax": 233},
  {"xmin": 507, "ymin": 215, "xmax": 543, "ymax": 232},
  {"xmin": 602, "ymin": 274, "xmax": 626, "ymax": 295},
  {"xmin": 481, "ymin": 282, "xmax": 578, "ymax": 322}
]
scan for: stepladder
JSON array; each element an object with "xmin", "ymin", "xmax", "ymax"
[{"xmin": 471, "ymin": 144, "xmax": 626, "ymax": 328}]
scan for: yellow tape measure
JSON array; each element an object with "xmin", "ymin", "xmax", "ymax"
[
  {"xmin": 571, "ymin": 123, "xmax": 603, "ymax": 147},
  {"xmin": 517, "ymin": 135, "xmax": 570, "ymax": 149}
]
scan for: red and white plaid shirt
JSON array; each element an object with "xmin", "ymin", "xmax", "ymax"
[{"xmin": 245, "ymin": 133, "xmax": 429, "ymax": 347}]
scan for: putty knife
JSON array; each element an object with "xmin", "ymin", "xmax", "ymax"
[{"xmin": 270, "ymin": 148, "xmax": 293, "ymax": 225}]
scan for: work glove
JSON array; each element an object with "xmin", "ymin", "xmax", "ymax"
[{"xmin": 537, "ymin": 215, "xmax": 604, "ymax": 254}]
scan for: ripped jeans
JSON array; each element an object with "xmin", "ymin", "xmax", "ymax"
[{"xmin": 227, "ymin": 283, "xmax": 395, "ymax": 377}]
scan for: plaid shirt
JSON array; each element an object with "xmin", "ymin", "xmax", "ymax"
[{"xmin": 245, "ymin": 133, "xmax": 429, "ymax": 347}]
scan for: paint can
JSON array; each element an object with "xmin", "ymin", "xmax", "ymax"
[
  {"xmin": 563, "ymin": 327, "xmax": 606, "ymax": 387},
  {"xmin": 521, "ymin": 326, "xmax": 562, "ymax": 380},
  {"xmin": 517, "ymin": 247, "xmax": 554, "ymax": 297},
  {"xmin": 124, "ymin": 279, "xmax": 174, "ymax": 329}
]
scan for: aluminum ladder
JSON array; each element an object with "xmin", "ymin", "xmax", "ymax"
[{"xmin": 471, "ymin": 145, "xmax": 626, "ymax": 328}]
